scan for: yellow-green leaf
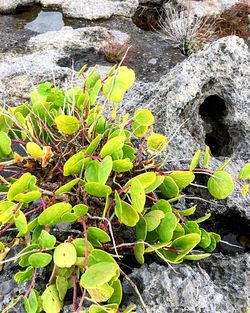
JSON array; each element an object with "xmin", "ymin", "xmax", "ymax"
[
  {"xmin": 169, "ymin": 171, "xmax": 195, "ymax": 188},
  {"xmin": 55, "ymin": 115, "xmax": 80, "ymax": 135},
  {"xmin": 147, "ymin": 133, "xmax": 168, "ymax": 152},
  {"xmin": 208, "ymin": 171, "xmax": 234, "ymax": 199},
  {"xmin": 42, "ymin": 285, "xmax": 63, "ymax": 313},
  {"xmin": 100, "ymin": 136, "xmax": 125, "ymax": 158},
  {"xmin": 26, "ymin": 142, "xmax": 43, "ymax": 158},
  {"xmin": 80, "ymin": 262, "xmax": 119, "ymax": 289},
  {"xmin": 239, "ymin": 163, "xmax": 250, "ymax": 180},
  {"xmin": 53, "ymin": 243, "xmax": 77, "ymax": 268},
  {"xmin": 28, "ymin": 252, "xmax": 52, "ymax": 268}
]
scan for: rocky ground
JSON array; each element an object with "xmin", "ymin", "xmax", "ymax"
[{"xmin": 0, "ymin": 0, "xmax": 249, "ymax": 312}]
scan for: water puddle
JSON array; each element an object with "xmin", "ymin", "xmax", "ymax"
[{"xmin": 14, "ymin": 5, "xmax": 66, "ymax": 33}]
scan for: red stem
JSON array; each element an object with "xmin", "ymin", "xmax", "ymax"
[
  {"xmin": 77, "ymin": 288, "xmax": 86, "ymax": 313},
  {"xmin": 146, "ymin": 195, "xmax": 157, "ymax": 202},
  {"xmin": 25, "ymin": 267, "xmax": 38, "ymax": 298},
  {"xmin": 72, "ymin": 266, "xmax": 78, "ymax": 312},
  {"xmin": 76, "ymin": 218, "xmax": 88, "ymax": 313},
  {"xmin": 0, "ymin": 205, "xmax": 43, "ymax": 237}
]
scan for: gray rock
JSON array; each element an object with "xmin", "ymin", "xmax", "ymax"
[
  {"xmin": 0, "ymin": 26, "xmax": 130, "ymax": 102},
  {"xmin": 0, "ymin": 0, "xmax": 34, "ymax": 13},
  {"xmin": 62, "ymin": 0, "xmax": 139, "ymax": 20},
  {"xmin": 177, "ymin": 0, "xmax": 244, "ymax": 17},
  {"xmin": 139, "ymin": 0, "xmax": 163, "ymax": 3},
  {"xmin": 0, "ymin": 0, "xmax": 139, "ymax": 19},
  {"xmin": 123, "ymin": 253, "xmax": 249, "ymax": 313},
  {"xmin": 118, "ymin": 35, "xmax": 250, "ymax": 219}
]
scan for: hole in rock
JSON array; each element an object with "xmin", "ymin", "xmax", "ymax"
[
  {"xmin": 201, "ymin": 212, "xmax": 250, "ymax": 255},
  {"xmin": 199, "ymin": 95, "xmax": 232, "ymax": 157},
  {"xmin": 57, "ymin": 48, "xmax": 109, "ymax": 71},
  {"xmin": 132, "ymin": 3, "xmax": 166, "ymax": 30}
]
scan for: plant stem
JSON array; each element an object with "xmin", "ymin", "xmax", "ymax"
[
  {"xmin": 73, "ymin": 266, "xmax": 78, "ymax": 312},
  {"xmin": 25, "ymin": 267, "xmax": 38, "ymax": 298},
  {"xmin": 76, "ymin": 218, "xmax": 89, "ymax": 313}
]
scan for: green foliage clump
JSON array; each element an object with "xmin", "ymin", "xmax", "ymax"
[{"xmin": 0, "ymin": 64, "xmax": 249, "ymax": 313}]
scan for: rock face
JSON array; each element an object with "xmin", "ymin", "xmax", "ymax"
[
  {"xmin": 0, "ymin": 0, "xmax": 139, "ymax": 19},
  {"xmin": 139, "ymin": 35, "xmax": 250, "ymax": 161},
  {"xmin": 0, "ymin": 26, "xmax": 130, "ymax": 102},
  {"xmin": 177, "ymin": 0, "xmax": 247, "ymax": 17},
  {"xmin": 123, "ymin": 253, "xmax": 249, "ymax": 313},
  {"xmin": 62, "ymin": 0, "xmax": 139, "ymax": 19},
  {"xmin": 0, "ymin": 0, "xmax": 34, "ymax": 13},
  {"xmin": 120, "ymin": 35, "xmax": 250, "ymax": 220}
]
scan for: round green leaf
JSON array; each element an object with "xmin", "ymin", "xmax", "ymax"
[
  {"xmin": 63, "ymin": 151, "xmax": 84, "ymax": 176},
  {"xmin": 207, "ymin": 171, "xmax": 234, "ymax": 199},
  {"xmin": 72, "ymin": 238, "xmax": 94, "ymax": 257},
  {"xmin": 126, "ymin": 172, "xmax": 156, "ymax": 189},
  {"xmin": 152, "ymin": 199, "xmax": 172, "ymax": 214},
  {"xmin": 136, "ymin": 217, "xmax": 147, "ymax": 241},
  {"xmin": 88, "ymin": 283, "xmax": 114, "ymax": 302},
  {"xmin": 112, "ymin": 158, "xmax": 133, "ymax": 172},
  {"xmin": 42, "ymin": 285, "xmax": 62, "ymax": 313},
  {"xmin": 38, "ymin": 230, "xmax": 56, "ymax": 249},
  {"xmin": 14, "ymin": 210, "xmax": 28, "ymax": 236},
  {"xmin": 109, "ymin": 279, "xmax": 122, "ymax": 306},
  {"xmin": 144, "ymin": 175, "xmax": 165, "ymax": 194},
  {"xmin": 100, "ymin": 136, "xmax": 125, "ymax": 158},
  {"xmin": 158, "ymin": 212, "xmax": 178, "ymax": 242},
  {"xmin": 160, "ymin": 176, "xmax": 179, "ymax": 198},
  {"xmin": 38, "ymin": 202, "xmax": 72, "ymax": 226},
  {"xmin": 134, "ymin": 242, "xmax": 144, "ymax": 264},
  {"xmin": 0, "ymin": 131, "xmax": 12, "ymax": 157},
  {"xmin": 55, "ymin": 178, "xmax": 80, "ymax": 195},
  {"xmin": 85, "ymin": 182, "xmax": 112, "ymax": 197},
  {"xmin": 189, "ymin": 149, "xmax": 201, "ymax": 171},
  {"xmin": 53, "ymin": 243, "xmax": 77, "ymax": 268},
  {"xmin": 144, "ymin": 210, "xmax": 165, "ymax": 232},
  {"xmin": 26, "ymin": 142, "xmax": 43, "ymax": 158},
  {"xmin": 147, "ymin": 133, "xmax": 168, "ymax": 151},
  {"xmin": 119, "ymin": 201, "xmax": 139, "ymax": 227},
  {"xmin": 199, "ymin": 228, "xmax": 211, "ymax": 249},
  {"xmin": 133, "ymin": 109, "xmax": 154, "ymax": 126},
  {"xmin": 130, "ymin": 179, "xmax": 145, "ymax": 213},
  {"xmin": 169, "ymin": 171, "xmax": 195, "ymax": 188},
  {"xmin": 80, "ymin": 262, "xmax": 119, "ymax": 289},
  {"xmin": 14, "ymin": 266, "xmax": 34, "ymax": 284},
  {"xmin": 28, "ymin": 252, "xmax": 52, "ymax": 268},
  {"xmin": 55, "ymin": 115, "xmax": 80, "ymax": 135},
  {"xmin": 88, "ymin": 227, "xmax": 111, "ymax": 243}
]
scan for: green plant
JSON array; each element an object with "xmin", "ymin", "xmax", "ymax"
[{"xmin": 0, "ymin": 64, "xmax": 249, "ymax": 313}]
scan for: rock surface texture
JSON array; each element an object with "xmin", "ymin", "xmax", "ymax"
[
  {"xmin": 123, "ymin": 254, "xmax": 249, "ymax": 313},
  {"xmin": 0, "ymin": 26, "xmax": 130, "ymax": 102},
  {"xmin": 177, "ymin": 0, "xmax": 247, "ymax": 17},
  {"xmin": 0, "ymin": 0, "xmax": 139, "ymax": 18},
  {"xmin": 0, "ymin": 0, "xmax": 34, "ymax": 12},
  {"xmin": 62, "ymin": 0, "xmax": 139, "ymax": 19}
]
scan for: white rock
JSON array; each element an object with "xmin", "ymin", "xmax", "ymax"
[
  {"xmin": 0, "ymin": 26, "xmax": 130, "ymax": 100},
  {"xmin": 177, "ymin": 0, "xmax": 246, "ymax": 17},
  {"xmin": 62, "ymin": 0, "xmax": 139, "ymax": 19},
  {"xmin": 0, "ymin": 0, "xmax": 34, "ymax": 13}
]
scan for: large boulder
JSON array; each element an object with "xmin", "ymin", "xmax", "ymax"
[
  {"xmin": 119, "ymin": 35, "xmax": 250, "ymax": 219},
  {"xmin": 0, "ymin": 26, "xmax": 129, "ymax": 102},
  {"xmin": 123, "ymin": 253, "xmax": 249, "ymax": 313},
  {"xmin": 0, "ymin": 0, "xmax": 139, "ymax": 19},
  {"xmin": 62, "ymin": 0, "xmax": 139, "ymax": 19},
  {"xmin": 176, "ymin": 0, "xmax": 246, "ymax": 17}
]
